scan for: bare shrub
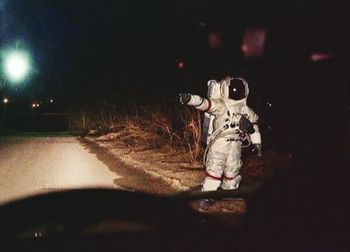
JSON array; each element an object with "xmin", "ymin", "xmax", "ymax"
[
  {"xmin": 69, "ymin": 100, "xmax": 204, "ymax": 164},
  {"xmin": 151, "ymin": 112, "xmax": 180, "ymax": 142},
  {"xmin": 179, "ymin": 107, "xmax": 203, "ymax": 164}
]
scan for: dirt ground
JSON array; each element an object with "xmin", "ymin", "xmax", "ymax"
[{"xmin": 88, "ymin": 132, "xmax": 291, "ymax": 193}]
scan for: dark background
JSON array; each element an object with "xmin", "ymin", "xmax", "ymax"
[
  {"xmin": 1, "ymin": 0, "xmax": 349, "ymax": 98},
  {"xmin": 0, "ymin": 0, "xmax": 349, "ymax": 143}
]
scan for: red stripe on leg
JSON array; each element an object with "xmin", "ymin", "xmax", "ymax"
[
  {"xmin": 205, "ymin": 172, "xmax": 222, "ymax": 180},
  {"xmin": 223, "ymin": 174, "xmax": 238, "ymax": 180}
]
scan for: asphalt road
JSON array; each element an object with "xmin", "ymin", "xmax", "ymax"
[{"xmin": 0, "ymin": 135, "xmax": 121, "ymax": 205}]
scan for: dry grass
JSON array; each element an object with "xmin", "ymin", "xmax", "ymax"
[
  {"xmin": 69, "ymin": 102, "xmax": 204, "ymax": 164},
  {"xmin": 179, "ymin": 107, "xmax": 203, "ymax": 164}
]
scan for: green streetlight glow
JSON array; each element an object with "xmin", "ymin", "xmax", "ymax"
[{"xmin": 3, "ymin": 50, "xmax": 31, "ymax": 83}]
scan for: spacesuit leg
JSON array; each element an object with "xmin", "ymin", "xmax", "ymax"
[
  {"xmin": 202, "ymin": 137, "xmax": 230, "ymax": 191},
  {"xmin": 221, "ymin": 141, "xmax": 242, "ymax": 190}
]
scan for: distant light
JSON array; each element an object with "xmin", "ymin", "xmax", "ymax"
[
  {"xmin": 3, "ymin": 50, "xmax": 31, "ymax": 83},
  {"xmin": 310, "ymin": 53, "xmax": 333, "ymax": 62},
  {"xmin": 241, "ymin": 28, "xmax": 267, "ymax": 58},
  {"xmin": 267, "ymin": 102, "xmax": 272, "ymax": 107},
  {"xmin": 178, "ymin": 61, "xmax": 185, "ymax": 69},
  {"xmin": 241, "ymin": 44, "xmax": 249, "ymax": 52},
  {"xmin": 31, "ymin": 103, "xmax": 40, "ymax": 108},
  {"xmin": 50, "ymin": 99, "xmax": 54, "ymax": 103},
  {"xmin": 208, "ymin": 32, "xmax": 222, "ymax": 48},
  {"xmin": 3, "ymin": 98, "xmax": 8, "ymax": 104}
]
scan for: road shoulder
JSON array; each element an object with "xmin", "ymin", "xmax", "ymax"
[
  {"xmin": 81, "ymin": 133, "xmax": 290, "ymax": 195},
  {"xmin": 79, "ymin": 137, "xmax": 182, "ymax": 195}
]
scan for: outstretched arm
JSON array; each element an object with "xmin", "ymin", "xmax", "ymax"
[{"xmin": 179, "ymin": 93, "xmax": 211, "ymax": 112}]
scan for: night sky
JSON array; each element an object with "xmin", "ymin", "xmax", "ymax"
[{"xmin": 0, "ymin": 0, "xmax": 349, "ymax": 106}]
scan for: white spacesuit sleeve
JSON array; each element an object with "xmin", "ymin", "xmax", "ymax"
[
  {"xmin": 188, "ymin": 95, "xmax": 223, "ymax": 115},
  {"xmin": 187, "ymin": 95, "xmax": 211, "ymax": 111},
  {"xmin": 242, "ymin": 106, "xmax": 261, "ymax": 144}
]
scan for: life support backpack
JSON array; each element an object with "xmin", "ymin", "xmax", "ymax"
[{"xmin": 201, "ymin": 78, "xmax": 229, "ymax": 145}]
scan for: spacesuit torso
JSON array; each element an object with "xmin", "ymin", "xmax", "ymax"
[{"xmin": 209, "ymin": 98, "xmax": 258, "ymax": 135}]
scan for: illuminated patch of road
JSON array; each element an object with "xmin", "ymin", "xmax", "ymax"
[{"xmin": 0, "ymin": 136, "xmax": 121, "ymax": 204}]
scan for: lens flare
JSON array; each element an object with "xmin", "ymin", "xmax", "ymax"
[{"xmin": 3, "ymin": 51, "xmax": 30, "ymax": 83}]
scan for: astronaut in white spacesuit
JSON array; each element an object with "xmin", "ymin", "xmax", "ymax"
[{"xmin": 179, "ymin": 77, "xmax": 262, "ymax": 191}]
